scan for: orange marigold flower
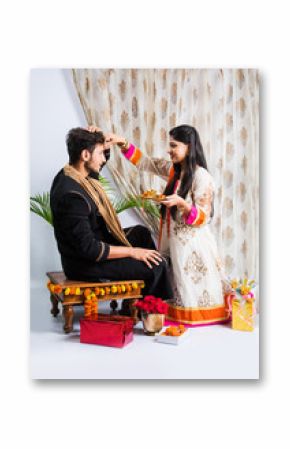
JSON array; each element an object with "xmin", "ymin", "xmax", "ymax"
[{"xmin": 54, "ymin": 285, "xmax": 62, "ymax": 294}]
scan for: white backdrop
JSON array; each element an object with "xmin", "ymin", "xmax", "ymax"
[{"xmin": 30, "ymin": 69, "xmax": 140, "ymax": 285}]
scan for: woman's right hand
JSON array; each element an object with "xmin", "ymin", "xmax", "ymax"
[
  {"xmin": 129, "ymin": 247, "xmax": 163, "ymax": 269},
  {"xmin": 86, "ymin": 127, "xmax": 126, "ymax": 147},
  {"xmin": 105, "ymin": 133, "xmax": 127, "ymax": 147}
]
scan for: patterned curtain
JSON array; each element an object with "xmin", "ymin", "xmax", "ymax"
[{"xmin": 72, "ymin": 69, "xmax": 259, "ymax": 280}]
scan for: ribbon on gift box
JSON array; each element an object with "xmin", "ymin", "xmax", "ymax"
[
  {"xmin": 226, "ymin": 278, "xmax": 256, "ymax": 313},
  {"xmin": 231, "ymin": 278, "xmax": 256, "ymax": 296},
  {"xmin": 225, "ymin": 291, "xmax": 256, "ymax": 327},
  {"xmin": 225, "ymin": 292, "xmax": 236, "ymax": 319},
  {"xmin": 233, "ymin": 297, "xmax": 256, "ymax": 329}
]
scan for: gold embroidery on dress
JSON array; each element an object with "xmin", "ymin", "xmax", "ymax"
[
  {"xmin": 184, "ymin": 251, "xmax": 207, "ymax": 283},
  {"xmin": 173, "ymin": 285, "xmax": 183, "ymax": 306},
  {"xmin": 167, "ymin": 265, "xmax": 183, "ymax": 306},
  {"xmin": 173, "ymin": 220, "xmax": 196, "ymax": 245},
  {"xmin": 198, "ymin": 290, "xmax": 216, "ymax": 307}
]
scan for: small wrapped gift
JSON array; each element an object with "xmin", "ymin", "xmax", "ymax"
[
  {"xmin": 227, "ymin": 278, "xmax": 256, "ymax": 331},
  {"xmin": 80, "ymin": 314, "xmax": 134, "ymax": 348}
]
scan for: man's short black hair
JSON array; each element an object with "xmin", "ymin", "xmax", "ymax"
[{"xmin": 66, "ymin": 127, "xmax": 105, "ymax": 164}]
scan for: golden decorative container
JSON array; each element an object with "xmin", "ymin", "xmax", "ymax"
[{"xmin": 141, "ymin": 313, "xmax": 165, "ymax": 336}]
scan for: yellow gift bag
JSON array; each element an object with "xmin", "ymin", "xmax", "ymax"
[
  {"xmin": 232, "ymin": 297, "xmax": 255, "ymax": 331},
  {"xmin": 230, "ymin": 278, "xmax": 256, "ymax": 332}
]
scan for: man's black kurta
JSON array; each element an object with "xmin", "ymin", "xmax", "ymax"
[{"xmin": 50, "ymin": 169, "xmax": 173, "ymax": 299}]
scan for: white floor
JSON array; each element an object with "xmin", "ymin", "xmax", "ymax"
[{"xmin": 30, "ymin": 286, "xmax": 259, "ymax": 379}]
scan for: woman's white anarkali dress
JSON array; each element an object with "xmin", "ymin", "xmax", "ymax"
[{"xmin": 122, "ymin": 143, "xmax": 229, "ymax": 325}]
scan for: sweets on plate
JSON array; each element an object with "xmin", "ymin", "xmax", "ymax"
[
  {"xmin": 140, "ymin": 190, "xmax": 166, "ymax": 202},
  {"xmin": 161, "ymin": 325, "xmax": 187, "ymax": 336},
  {"xmin": 156, "ymin": 325, "xmax": 189, "ymax": 345}
]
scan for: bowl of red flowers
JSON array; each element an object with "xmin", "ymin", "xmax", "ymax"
[{"xmin": 135, "ymin": 295, "xmax": 169, "ymax": 335}]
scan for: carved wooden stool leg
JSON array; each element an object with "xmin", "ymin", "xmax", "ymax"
[
  {"xmin": 129, "ymin": 299, "xmax": 139, "ymax": 325},
  {"xmin": 119, "ymin": 299, "xmax": 131, "ymax": 316},
  {"xmin": 50, "ymin": 294, "xmax": 60, "ymax": 317},
  {"xmin": 110, "ymin": 300, "xmax": 118, "ymax": 314},
  {"xmin": 62, "ymin": 305, "xmax": 74, "ymax": 333}
]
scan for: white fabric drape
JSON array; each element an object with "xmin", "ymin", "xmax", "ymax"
[{"xmin": 72, "ymin": 68, "xmax": 259, "ymax": 280}]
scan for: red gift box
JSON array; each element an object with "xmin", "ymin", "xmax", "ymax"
[{"xmin": 80, "ymin": 314, "xmax": 134, "ymax": 348}]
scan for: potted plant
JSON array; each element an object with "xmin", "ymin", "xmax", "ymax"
[{"xmin": 135, "ymin": 295, "xmax": 169, "ymax": 335}]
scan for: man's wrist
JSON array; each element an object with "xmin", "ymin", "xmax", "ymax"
[{"xmin": 127, "ymin": 247, "xmax": 134, "ymax": 257}]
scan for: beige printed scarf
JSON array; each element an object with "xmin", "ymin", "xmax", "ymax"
[{"xmin": 63, "ymin": 164, "xmax": 131, "ymax": 247}]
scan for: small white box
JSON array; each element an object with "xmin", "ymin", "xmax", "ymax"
[{"xmin": 156, "ymin": 327, "xmax": 190, "ymax": 345}]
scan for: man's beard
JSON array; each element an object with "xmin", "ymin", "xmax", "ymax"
[
  {"xmin": 85, "ymin": 149, "xmax": 110, "ymax": 179},
  {"xmin": 99, "ymin": 149, "xmax": 110, "ymax": 171},
  {"xmin": 84, "ymin": 160, "xmax": 99, "ymax": 179}
]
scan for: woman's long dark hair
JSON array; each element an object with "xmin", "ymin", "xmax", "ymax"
[{"xmin": 161, "ymin": 125, "xmax": 211, "ymax": 220}]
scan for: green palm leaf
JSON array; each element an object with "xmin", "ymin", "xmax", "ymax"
[
  {"xmin": 114, "ymin": 194, "xmax": 160, "ymax": 218},
  {"xmin": 30, "ymin": 192, "xmax": 53, "ymax": 226},
  {"xmin": 30, "ymin": 178, "xmax": 160, "ymax": 226},
  {"xmin": 98, "ymin": 175, "xmax": 114, "ymax": 194}
]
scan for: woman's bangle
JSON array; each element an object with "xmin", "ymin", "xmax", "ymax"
[
  {"xmin": 177, "ymin": 199, "xmax": 189, "ymax": 214},
  {"xmin": 119, "ymin": 139, "xmax": 129, "ymax": 150}
]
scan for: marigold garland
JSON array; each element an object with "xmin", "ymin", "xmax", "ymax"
[
  {"xmin": 47, "ymin": 280, "xmax": 145, "ymax": 319},
  {"xmin": 47, "ymin": 281, "xmax": 145, "ymax": 298}
]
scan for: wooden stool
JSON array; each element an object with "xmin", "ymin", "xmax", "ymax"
[{"xmin": 46, "ymin": 271, "xmax": 144, "ymax": 333}]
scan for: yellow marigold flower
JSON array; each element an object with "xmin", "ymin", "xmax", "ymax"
[{"xmin": 231, "ymin": 279, "xmax": 239, "ymax": 289}]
